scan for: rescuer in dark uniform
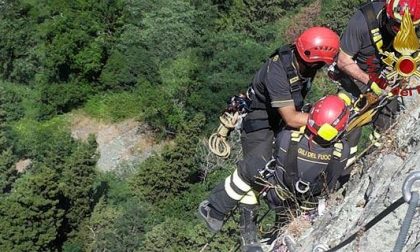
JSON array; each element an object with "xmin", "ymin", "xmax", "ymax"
[
  {"xmin": 333, "ymin": 0, "xmax": 420, "ymax": 162},
  {"xmin": 241, "ymin": 26, "xmax": 340, "ymax": 162},
  {"xmin": 199, "ymin": 95, "xmax": 351, "ymax": 252},
  {"xmin": 210, "ymin": 26, "xmax": 340, "ymax": 252}
]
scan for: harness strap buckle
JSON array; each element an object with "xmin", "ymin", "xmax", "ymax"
[{"xmin": 290, "ymin": 82, "xmax": 303, "ymax": 93}]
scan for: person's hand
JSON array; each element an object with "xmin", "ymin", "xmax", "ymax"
[{"xmin": 368, "ymin": 74, "xmax": 394, "ymax": 96}]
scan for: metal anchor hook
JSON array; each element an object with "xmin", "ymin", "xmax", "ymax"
[
  {"xmin": 402, "ymin": 171, "xmax": 420, "ymax": 206},
  {"xmin": 312, "ymin": 244, "xmax": 329, "ymax": 252},
  {"xmin": 295, "ymin": 179, "xmax": 310, "ymax": 194}
]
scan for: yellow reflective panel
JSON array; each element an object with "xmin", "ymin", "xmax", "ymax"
[{"xmin": 318, "ymin": 124, "xmax": 338, "ymax": 141}]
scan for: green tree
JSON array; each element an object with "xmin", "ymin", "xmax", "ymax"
[
  {"xmin": 134, "ymin": 80, "xmax": 187, "ymax": 132},
  {"xmin": 69, "ymin": 172, "xmax": 149, "ymax": 251},
  {"xmin": 319, "ymin": 0, "xmax": 364, "ymax": 33},
  {"xmin": 32, "ymin": 0, "xmax": 125, "ymax": 83},
  {"xmin": 35, "ymin": 81, "xmax": 94, "ymax": 119},
  {"xmin": 0, "ymin": 83, "xmax": 24, "ymax": 122},
  {"xmin": 10, "ymin": 117, "xmax": 75, "ymax": 162},
  {"xmin": 0, "ymin": 167, "xmax": 64, "ymax": 251},
  {"xmin": 216, "ymin": 0, "xmax": 311, "ymax": 40},
  {"xmin": 0, "ymin": 85, "xmax": 17, "ymax": 192},
  {"xmin": 188, "ymin": 31, "xmax": 268, "ymax": 125},
  {"xmin": 0, "ymin": 1, "xmax": 38, "ymax": 83},
  {"xmin": 131, "ymin": 113, "xmax": 205, "ymax": 204},
  {"xmin": 138, "ymin": 0, "xmax": 205, "ymax": 63},
  {"xmin": 73, "ymin": 198, "xmax": 123, "ymax": 251},
  {"xmin": 0, "ymin": 149, "xmax": 15, "ymax": 192},
  {"xmin": 140, "ymin": 217, "xmax": 238, "ymax": 252},
  {"xmin": 59, "ymin": 136, "xmax": 98, "ymax": 236},
  {"xmin": 6, "ymin": 118, "xmax": 99, "ymax": 249}
]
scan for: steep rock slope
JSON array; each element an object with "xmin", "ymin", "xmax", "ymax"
[{"xmin": 293, "ymin": 95, "xmax": 420, "ymax": 252}]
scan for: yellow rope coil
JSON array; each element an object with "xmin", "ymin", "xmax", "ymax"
[
  {"xmin": 208, "ymin": 112, "xmax": 240, "ymax": 158},
  {"xmin": 219, "ymin": 112, "xmax": 239, "ymax": 129}
]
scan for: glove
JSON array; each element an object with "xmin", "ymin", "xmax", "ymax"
[
  {"xmin": 369, "ymin": 74, "xmax": 388, "ymax": 89},
  {"xmin": 367, "ymin": 79, "xmax": 385, "ymax": 96},
  {"xmin": 337, "ymin": 91, "xmax": 353, "ymax": 106}
]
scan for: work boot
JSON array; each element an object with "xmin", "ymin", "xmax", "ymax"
[
  {"xmin": 239, "ymin": 205, "xmax": 263, "ymax": 252},
  {"xmin": 198, "ymin": 200, "xmax": 224, "ymax": 232}
]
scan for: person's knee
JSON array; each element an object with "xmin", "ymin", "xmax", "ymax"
[{"xmin": 237, "ymin": 158, "xmax": 267, "ymax": 185}]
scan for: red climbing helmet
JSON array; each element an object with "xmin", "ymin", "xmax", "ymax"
[
  {"xmin": 306, "ymin": 95, "xmax": 350, "ymax": 142},
  {"xmin": 386, "ymin": 0, "xmax": 420, "ymax": 25},
  {"xmin": 295, "ymin": 27, "xmax": 340, "ymax": 65}
]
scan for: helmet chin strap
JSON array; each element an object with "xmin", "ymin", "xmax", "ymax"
[
  {"xmin": 385, "ymin": 21, "xmax": 398, "ymax": 37},
  {"xmin": 296, "ymin": 57, "xmax": 321, "ymax": 77},
  {"xmin": 301, "ymin": 65, "xmax": 320, "ymax": 78},
  {"xmin": 308, "ymin": 134, "xmax": 314, "ymax": 151},
  {"xmin": 381, "ymin": 11, "xmax": 399, "ymax": 37}
]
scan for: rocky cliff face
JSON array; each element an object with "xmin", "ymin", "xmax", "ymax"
[
  {"xmin": 292, "ymin": 95, "xmax": 420, "ymax": 252},
  {"xmin": 71, "ymin": 115, "xmax": 165, "ymax": 172}
]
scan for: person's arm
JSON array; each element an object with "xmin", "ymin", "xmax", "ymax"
[
  {"xmin": 337, "ymin": 9, "xmax": 370, "ymax": 87},
  {"xmin": 265, "ymin": 58, "xmax": 308, "ymax": 128},
  {"xmin": 337, "ymin": 50, "xmax": 386, "ymax": 95},
  {"xmin": 337, "ymin": 50, "xmax": 370, "ymax": 85},
  {"xmin": 277, "ymin": 105, "xmax": 308, "ymax": 128}
]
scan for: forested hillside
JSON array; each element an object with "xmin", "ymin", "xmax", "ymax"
[{"xmin": 0, "ymin": 0, "xmax": 364, "ymax": 251}]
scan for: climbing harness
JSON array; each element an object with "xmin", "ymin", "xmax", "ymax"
[
  {"xmin": 284, "ymin": 130, "xmax": 345, "ymax": 196},
  {"xmin": 312, "ymin": 171, "xmax": 420, "ymax": 252}
]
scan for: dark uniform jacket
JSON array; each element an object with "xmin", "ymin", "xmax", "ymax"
[
  {"xmin": 237, "ymin": 129, "xmax": 350, "ymax": 199},
  {"xmin": 208, "ymin": 129, "xmax": 350, "ymax": 215},
  {"xmin": 339, "ymin": 1, "xmax": 400, "ymax": 132},
  {"xmin": 274, "ymin": 130, "xmax": 350, "ymax": 196},
  {"xmin": 340, "ymin": 2, "xmax": 391, "ymax": 73},
  {"xmin": 243, "ymin": 45, "xmax": 314, "ymax": 133}
]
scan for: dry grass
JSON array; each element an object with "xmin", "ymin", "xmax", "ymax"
[
  {"xmin": 283, "ymin": 0, "xmax": 322, "ymax": 44},
  {"xmin": 15, "ymin": 159, "xmax": 32, "ymax": 173},
  {"xmin": 285, "ymin": 214, "xmax": 312, "ymax": 237}
]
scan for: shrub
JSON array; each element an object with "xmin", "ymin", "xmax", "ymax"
[
  {"xmin": 35, "ymin": 81, "xmax": 94, "ymax": 120},
  {"xmin": 319, "ymin": 0, "xmax": 365, "ymax": 33},
  {"xmin": 130, "ymin": 114, "xmax": 205, "ymax": 204},
  {"xmin": 83, "ymin": 91, "xmax": 143, "ymax": 122}
]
